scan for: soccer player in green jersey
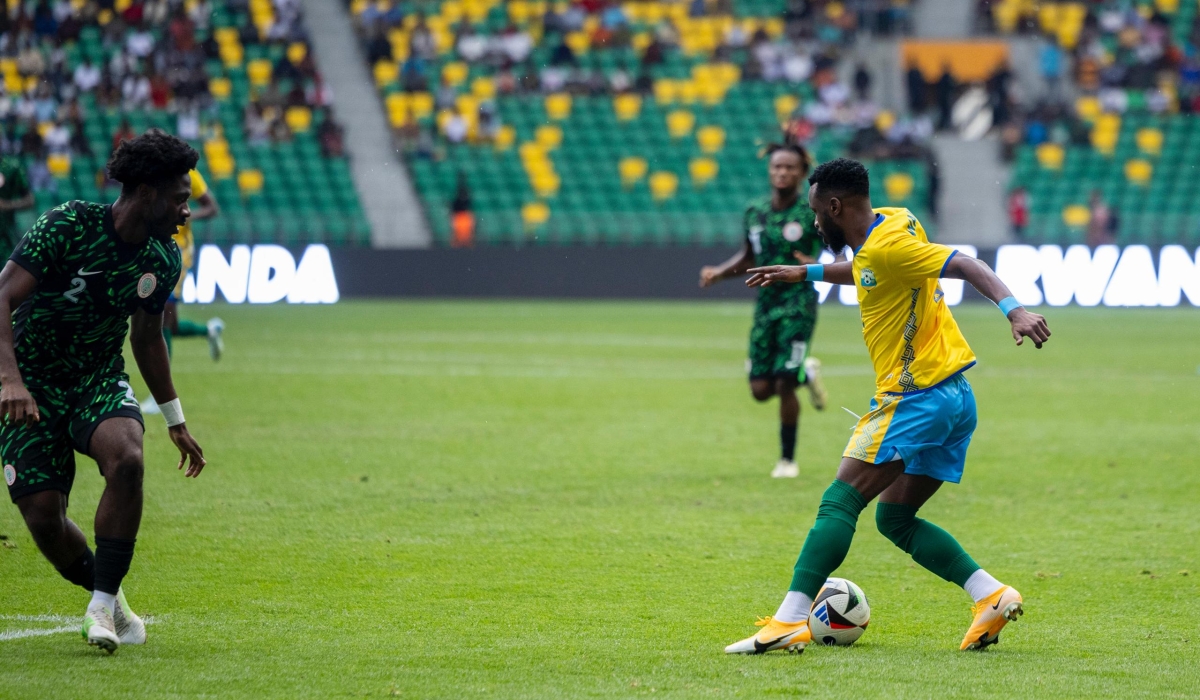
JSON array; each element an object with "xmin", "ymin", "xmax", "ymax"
[
  {"xmin": 0, "ymin": 153, "xmax": 34, "ymax": 260},
  {"xmin": 700, "ymin": 144, "xmax": 828, "ymax": 479},
  {"xmin": 0, "ymin": 130, "xmax": 207, "ymax": 654}
]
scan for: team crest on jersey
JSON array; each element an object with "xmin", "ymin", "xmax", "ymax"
[
  {"xmin": 860, "ymin": 268, "xmax": 877, "ymax": 288},
  {"xmin": 782, "ymin": 221, "xmax": 803, "ymax": 242},
  {"xmin": 137, "ymin": 273, "xmax": 157, "ymax": 298},
  {"xmin": 4, "ymin": 464, "xmax": 15, "ymax": 486}
]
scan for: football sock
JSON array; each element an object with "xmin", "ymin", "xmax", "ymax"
[
  {"xmin": 93, "ymin": 536, "xmax": 136, "ymax": 596},
  {"xmin": 963, "ymin": 569, "xmax": 1005, "ymax": 603},
  {"xmin": 789, "ymin": 480, "xmax": 868, "ymax": 597},
  {"xmin": 175, "ymin": 319, "xmax": 208, "ymax": 337},
  {"xmin": 89, "ymin": 590, "xmax": 117, "ymax": 612},
  {"xmin": 56, "ymin": 547, "xmax": 95, "ymax": 591},
  {"xmin": 162, "ymin": 326, "xmax": 173, "ymax": 357},
  {"xmin": 773, "ymin": 590, "xmax": 813, "ymax": 623},
  {"xmin": 780, "ymin": 422, "xmax": 797, "ymax": 461},
  {"xmin": 875, "ymin": 502, "xmax": 980, "ymax": 587}
]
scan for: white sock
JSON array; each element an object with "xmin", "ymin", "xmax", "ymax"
[
  {"xmin": 963, "ymin": 569, "xmax": 1004, "ymax": 603},
  {"xmin": 773, "ymin": 591, "xmax": 813, "ymax": 623},
  {"xmin": 89, "ymin": 590, "xmax": 117, "ymax": 612}
]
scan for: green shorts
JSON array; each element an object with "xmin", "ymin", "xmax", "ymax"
[
  {"xmin": 3, "ymin": 371, "xmax": 144, "ymax": 503},
  {"xmin": 748, "ymin": 306, "xmax": 817, "ymax": 383}
]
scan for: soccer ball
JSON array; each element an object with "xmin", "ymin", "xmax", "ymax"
[{"xmin": 809, "ymin": 578, "xmax": 870, "ymax": 646}]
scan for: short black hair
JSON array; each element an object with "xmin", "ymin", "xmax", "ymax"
[
  {"xmin": 106, "ymin": 128, "xmax": 199, "ymax": 191},
  {"xmin": 808, "ymin": 157, "xmax": 870, "ymax": 198},
  {"xmin": 764, "ymin": 142, "xmax": 812, "ymax": 173}
]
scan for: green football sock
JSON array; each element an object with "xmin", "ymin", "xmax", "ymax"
[
  {"xmin": 788, "ymin": 480, "xmax": 868, "ymax": 597},
  {"xmin": 175, "ymin": 319, "xmax": 208, "ymax": 337},
  {"xmin": 875, "ymin": 502, "xmax": 980, "ymax": 587}
]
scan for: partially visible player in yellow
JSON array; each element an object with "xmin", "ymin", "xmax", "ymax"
[
  {"xmin": 725, "ymin": 158, "xmax": 1050, "ymax": 655},
  {"xmin": 142, "ymin": 168, "xmax": 225, "ymax": 413}
]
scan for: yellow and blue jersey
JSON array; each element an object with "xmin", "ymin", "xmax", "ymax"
[
  {"xmin": 852, "ymin": 207, "xmax": 976, "ymax": 395},
  {"xmin": 171, "ymin": 169, "xmax": 207, "ymax": 297}
]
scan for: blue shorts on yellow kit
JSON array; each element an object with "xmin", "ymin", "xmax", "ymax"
[{"xmin": 843, "ymin": 368, "xmax": 977, "ymax": 483}]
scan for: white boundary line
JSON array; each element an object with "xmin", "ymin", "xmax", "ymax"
[{"xmin": 0, "ymin": 615, "xmax": 157, "ymax": 642}]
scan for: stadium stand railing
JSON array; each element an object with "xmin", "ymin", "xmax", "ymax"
[{"xmin": 1, "ymin": 0, "xmax": 370, "ymax": 246}]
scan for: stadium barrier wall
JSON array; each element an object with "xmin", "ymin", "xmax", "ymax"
[{"xmin": 182, "ymin": 244, "xmax": 1200, "ymax": 307}]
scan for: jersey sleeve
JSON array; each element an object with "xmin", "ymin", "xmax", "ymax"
[
  {"xmin": 10, "ymin": 204, "xmax": 74, "ymax": 280},
  {"xmin": 189, "ymin": 169, "xmax": 208, "ymax": 200},
  {"xmin": 876, "ymin": 233, "xmax": 957, "ymax": 283}
]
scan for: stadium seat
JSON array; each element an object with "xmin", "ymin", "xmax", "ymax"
[{"xmin": 649, "ymin": 172, "xmax": 679, "ymax": 201}]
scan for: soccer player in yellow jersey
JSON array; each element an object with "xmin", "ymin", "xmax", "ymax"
[{"xmin": 724, "ymin": 158, "xmax": 1051, "ymax": 655}]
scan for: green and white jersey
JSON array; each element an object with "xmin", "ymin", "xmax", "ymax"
[
  {"xmin": 9, "ymin": 201, "xmax": 181, "ymax": 382},
  {"xmin": 743, "ymin": 195, "xmax": 822, "ymax": 319}
]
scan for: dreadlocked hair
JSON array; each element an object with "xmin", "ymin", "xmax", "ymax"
[
  {"xmin": 106, "ymin": 128, "xmax": 199, "ymax": 192},
  {"xmin": 761, "ymin": 142, "xmax": 813, "ymax": 174}
]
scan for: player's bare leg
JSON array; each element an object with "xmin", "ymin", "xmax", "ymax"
[
  {"xmin": 81, "ymin": 417, "xmax": 148, "ymax": 652},
  {"xmin": 16, "ymin": 490, "xmax": 89, "ymax": 570}
]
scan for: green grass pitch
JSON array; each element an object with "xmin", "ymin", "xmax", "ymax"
[{"xmin": 1, "ymin": 301, "xmax": 1198, "ymax": 698}]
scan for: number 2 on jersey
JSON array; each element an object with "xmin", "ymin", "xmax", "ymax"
[{"xmin": 63, "ymin": 277, "xmax": 86, "ymax": 303}]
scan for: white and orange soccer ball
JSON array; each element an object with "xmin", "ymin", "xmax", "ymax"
[{"xmin": 809, "ymin": 578, "xmax": 870, "ymax": 646}]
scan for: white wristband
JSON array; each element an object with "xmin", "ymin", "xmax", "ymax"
[{"xmin": 159, "ymin": 398, "xmax": 185, "ymax": 427}]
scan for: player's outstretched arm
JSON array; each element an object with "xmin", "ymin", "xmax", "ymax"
[
  {"xmin": 745, "ymin": 261, "xmax": 854, "ymax": 287},
  {"xmin": 0, "ymin": 262, "xmax": 39, "ymax": 425},
  {"xmin": 943, "ymin": 254, "xmax": 1051, "ymax": 349},
  {"xmin": 130, "ymin": 308, "xmax": 207, "ymax": 477},
  {"xmin": 700, "ymin": 241, "xmax": 754, "ymax": 288}
]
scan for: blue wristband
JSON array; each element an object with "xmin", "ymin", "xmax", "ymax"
[
  {"xmin": 807, "ymin": 264, "xmax": 824, "ymax": 283},
  {"xmin": 997, "ymin": 296, "xmax": 1022, "ymax": 317}
]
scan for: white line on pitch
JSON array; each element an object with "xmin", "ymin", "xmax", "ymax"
[{"xmin": 1, "ymin": 617, "xmax": 156, "ymax": 642}]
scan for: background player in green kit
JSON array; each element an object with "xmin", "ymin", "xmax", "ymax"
[
  {"xmin": 700, "ymin": 144, "xmax": 828, "ymax": 479},
  {"xmin": 0, "ymin": 130, "xmax": 207, "ymax": 654},
  {"xmin": 0, "ymin": 153, "xmax": 34, "ymax": 260}
]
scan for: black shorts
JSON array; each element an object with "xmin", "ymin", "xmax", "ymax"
[{"xmin": 3, "ymin": 371, "xmax": 144, "ymax": 503}]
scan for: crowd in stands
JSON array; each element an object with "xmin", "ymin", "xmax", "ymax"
[{"xmin": 0, "ymin": 0, "xmax": 347, "ymax": 198}]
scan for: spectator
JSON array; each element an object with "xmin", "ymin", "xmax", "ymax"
[
  {"xmin": 455, "ymin": 24, "xmax": 487, "ymax": 63},
  {"xmin": 121, "ymin": 71, "xmax": 151, "ymax": 108},
  {"xmin": 1039, "ymin": 40, "xmax": 1063, "ymax": 94},
  {"xmin": 935, "ymin": 64, "xmax": 955, "ymax": 130},
  {"xmin": 317, "ymin": 109, "xmax": 346, "ymax": 158},
  {"xmin": 111, "ymin": 118, "xmax": 136, "ymax": 153},
  {"xmin": 44, "ymin": 120, "xmax": 70, "ymax": 155},
  {"xmin": 1007, "ymin": 186, "xmax": 1029, "ymax": 239},
  {"xmin": 366, "ymin": 28, "xmax": 393, "ymax": 65},
  {"xmin": 449, "ymin": 171, "xmax": 474, "ymax": 247},
  {"xmin": 73, "ymin": 58, "xmax": 101, "ymax": 92},
  {"xmin": 20, "ymin": 119, "xmax": 44, "ymax": 158},
  {"xmin": 68, "ymin": 118, "xmax": 92, "ymax": 156},
  {"xmin": 1087, "ymin": 190, "xmax": 1114, "ymax": 247},
  {"xmin": 853, "ymin": 62, "xmax": 872, "ymax": 101},
  {"xmin": 905, "ymin": 60, "xmax": 925, "ymax": 114},
  {"xmin": 443, "ymin": 108, "xmax": 468, "ymax": 144}
]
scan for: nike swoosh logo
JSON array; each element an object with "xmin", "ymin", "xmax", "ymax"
[
  {"xmin": 991, "ymin": 600, "xmax": 1003, "ymax": 611},
  {"xmin": 753, "ymin": 633, "xmax": 793, "ymax": 653},
  {"xmin": 77, "ymin": 267, "xmax": 103, "ymax": 276}
]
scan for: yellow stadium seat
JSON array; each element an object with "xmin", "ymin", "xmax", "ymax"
[
  {"xmin": 237, "ymin": 169, "xmax": 264, "ymax": 195},
  {"xmin": 884, "ymin": 172, "xmax": 915, "ymax": 202},
  {"xmin": 36, "ymin": 122, "xmax": 52, "ymax": 138},
  {"xmin": 689, "ymin": 157, "xmax": 718, "ymax": 187},
  {"xmin": 1091, "ymin": 129, "xmax": 1118, "ymax": 155},
  {"xmin": 442, "ymin": 0, "xmax": 464, "ymax": 22},
  {"xmin": 522, "ymin": 201, "xmax": 551, "ymax": 227},
  {"xmin": 545, "ymin": 93, "xmax": 572, "ymax": 120},
  {"xmin": 210, "ymin": 77, "xmax": 232, "ymax": 100},
  {"xmin": 508, "ymin": 0, "xmax": 531, "ymax": 23},
  {"xmin": 1135, "ymin": 128, "xmax": 1163, "ymax": 156},
  {"xmin": 214, "ymin": 27, "xmax": 240, "ymax": 45},
  {"xmin": 1094, "ymin": 113, "xmax": 1120, "ymax": 134},
  {"xmin": 699, "ymin": 81, "xmax": 726, "ymax": 106},
  {"xmin": 875, "ymin": 110, "xmax": 896, "ymax": 132},
  {"xmin": 209, "ymin": 156, "xmax": 235, "ymax": 180},
  {"xmin": 247, "ymin": 58, "xmax": 272, "ymax": 86},
  {"xmin": 3, "ymin": 73, "xmax": 20, "ymax": 93},
  {"xmin": 1124, "ymin": 159, "xmax": 1152, "ymax": 184},
  {"xmin": 613, "ymin": 94, "xmax": 641, "ymax": 121},
  {"xmin": 619, "ymin": 157, "xmax": 648, "ymax": 187},
  {"xmin": 775, "ymin": 94, "xmax": 799, "ymax": 123},
  {"xmin": 46, "ymin": 154, "xmax": 71, "ymax": 178},
  {"xmin": 535, "ymin": 124, "xmax": 563, "ymax": 150},
  {"xmin": 455, "ymin": 95, "xmax": 478, "ymax": 117},
  {"xmin": 23, "ymin": 75, "xmax": 37, "ymax": 92},
  {"xmin": 1035, "ymin": 143, "xmax": 1064, "ymax": 170},
  {"xmin": 675, "ymin": 81, "xmax": 698, "ymax": 104},
  {"xmin": 443, "ymin": 61, "xmax": 469, "ymax": 87},
  {"xmin": 386, "ymin": 92, "xmax": 409, "ymax": 113},
  {"xmin": 666, "ymin": 110, "xmax": 695, "ymax": 139},
  {"xmin": 565, "ymin": 31, "xmax": 589, "ymax": 55},
  {"xmin": 696, "ymin": 125, "xmax": 725, "ymax": 153},
  {"xmin": 1075, "ymin": 96, "xmax": 1101, "ymax": 121},
  {"xmin": 649, "ymin": 171, "xmax": 679, "ymax": 201},
  {"xmin": 1062, "ymin": 204, "xmax": 1090, "ymax": 228},
  {"xmin": 409, "ymin": 92, "xmax": 434, "ymax": 119},
  {"xmin": 531, "ymin": 172, "xmax": 561, "ymax": 197},
  {"xmin": 287, "ymin": 42, "xmax": 307, "ymax": 65},
  {"xmin": 519, "ymin": 142, "xmax": 546, "ymax": 163},
  {"xmin": 471, "ymin": 77, "xmax": 496, "ymax": 100},
  {"xmin": 1155, "ymin": 0, "xmax": 1179, "ymax": 10},
  {"xmin": 654, "ymin": 79, "xmax": 677, "ymax": 105},
  {"xmin": 374, "ymin": 61, "xmax": 398, "ymax": 87},
  {"xmin": 494, "ymin": 125, "xmax": 516, "ymax": 151},
  {"xmin": 285, "ymin": 107, "xmax": 312, "ymax": 133},
  {"xmin": 631, "ymin": 32, "xmax": 653, "ymax": 53}
]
